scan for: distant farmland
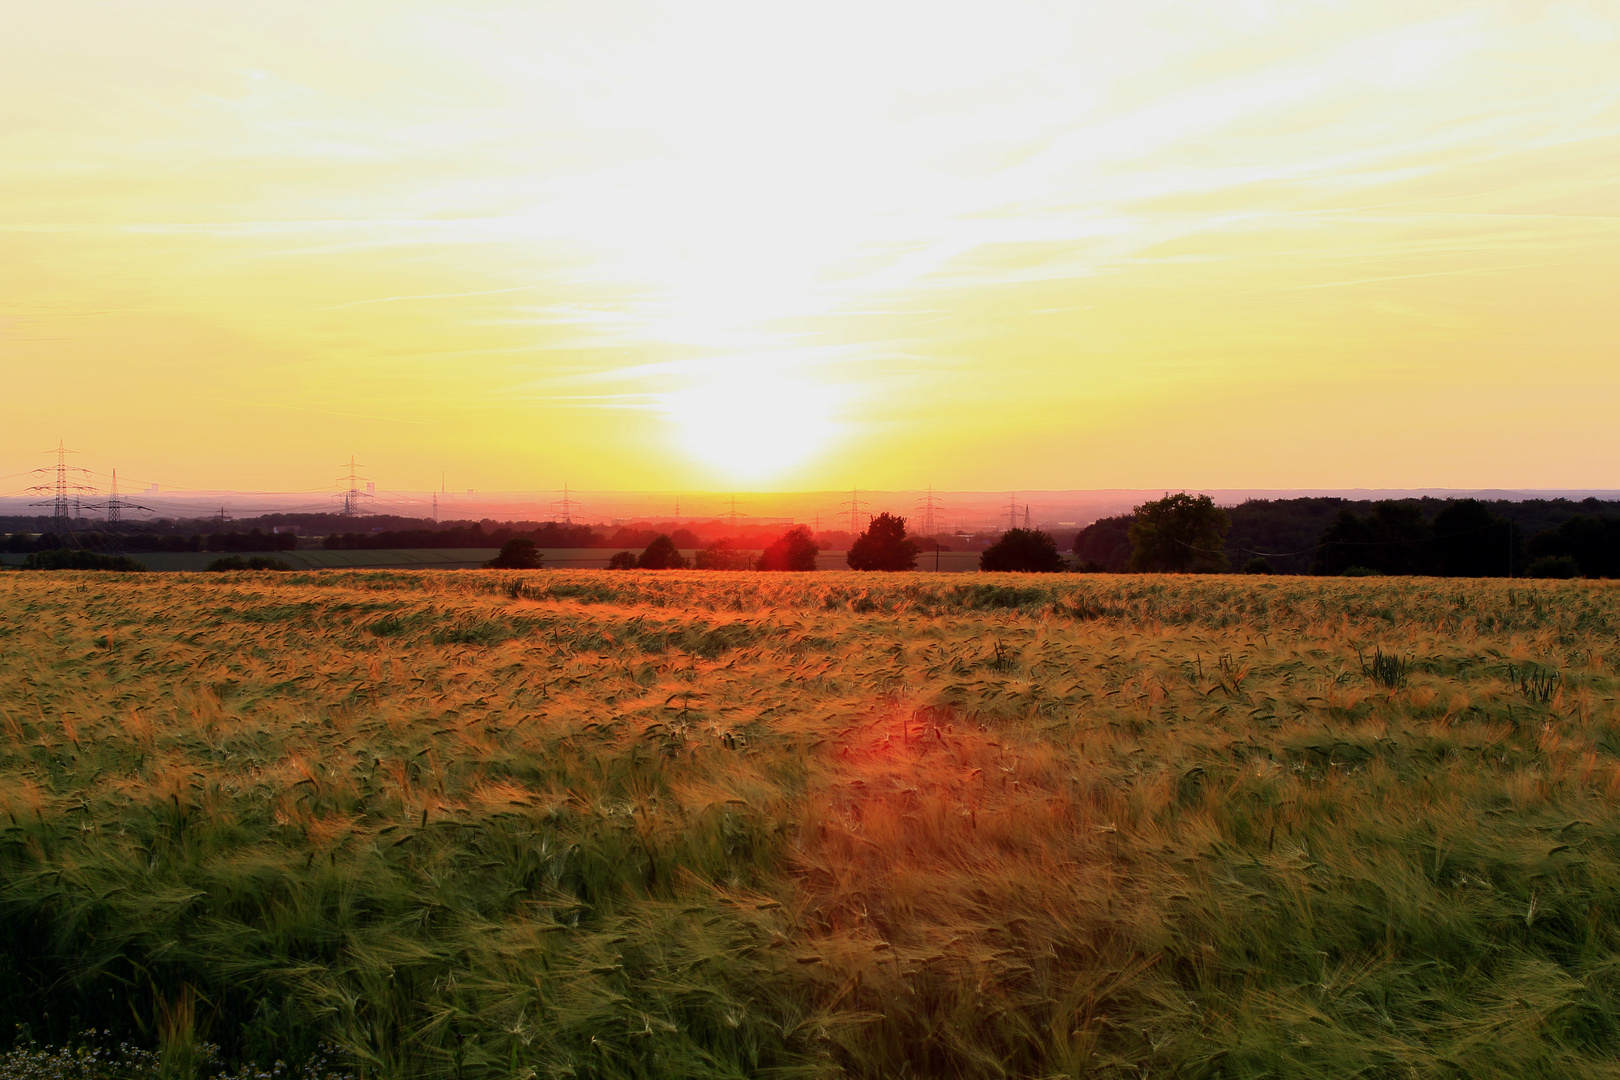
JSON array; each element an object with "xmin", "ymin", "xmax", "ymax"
[{"xmin": 1, "ymin": 570, "xmax": 1617, "ymax": 1079}]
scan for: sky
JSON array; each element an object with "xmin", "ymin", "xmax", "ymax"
[{"xmin": 2, "ymin": 0, "xmax": 1617, "ymax": 496}]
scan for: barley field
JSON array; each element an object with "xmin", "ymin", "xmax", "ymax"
[{"xmin": 1, "ymin": 569, "xmax": 1618, "ymax": 1080}]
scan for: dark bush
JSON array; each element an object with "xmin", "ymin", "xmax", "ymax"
[
  {"xmin": 607, "ymin": 551, "xmax": 639, "ymax": 570},
  {"xmin": 758, "ymin": 526, "xmax": 819, "ymax": 572},
  {"xmin": 979, "ymin": 528, "xmax": 1065, "ymax": 573},
  {"xmin": 1525, "ymin": 555, "xmax": 1581, "ymax": 579},
  {"xmin": 485, "ymin": 538, "xmax": 543, "ymax": 569},
  {"xmin": 638, "ymin": 535, "xmax": 689, "ymax": 570},
  {"xmin": 1241, "ymin": 557, "xmax": 1273, "ymax": 574}
]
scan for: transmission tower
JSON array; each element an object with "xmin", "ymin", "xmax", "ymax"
[
  {"xmin": 841, "ymin": 487, "xmax": 870, "ymax": 534},
  {"xmin": 335, "ymin": 457, "xmax": 373, "ymax": 517},
  {"xmin": 916, "ymin": 483, "xmax": 944, "ymax": 537},
  {"xmin": 82, "ymin": 469, "xmax": 153, "ymax": 526},
  {"xmin": 551, "ymin": 482, "xmax": 577, "ymax": 524},
  {"xmin": 1005, "ymin": 492, "xmax": 1019, "ymax": 532},
  {"xmin": 28, "ymin": 441, "xmax": 92, "ymax": 533},
  {"xmin": 81, "ymin": 469, "xmax": 154, "ymax": 550},
  {"xmin": 1023, "ymin": 503, "xmax": 1032, "ymax": 529},
  {"xmin": 726, "ymin": 495, "xmax": 740, "ymax": 531}
]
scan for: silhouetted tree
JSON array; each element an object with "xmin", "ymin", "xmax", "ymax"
[
  {"xmin": 758, "ymin": 525, "xmax": 819, "ymax": 572},
  {"xmin": 486, "ymin": 538, "xmax": 543, "ymax": 569},
  {"xmin": 607, "ymin": 551, "xmax": 639, "ymax": 570},
  {"xmin": 846, "ymin": 513, "xmax": 920, "ymax": 571},
  {"xmin": 638, "ymin": 534, "xmax": 689, "ymax": 570},
  {"xmin": 1128, "ymin": 494, "xmax": 1230, "ymax": 573},
  {"xmin": 695, "ymin": 538, "xmax": 753, "ymax": 570},
  {"xmin": 980, "ymin": 528, "xmax": 1065, "ymax": 572}
]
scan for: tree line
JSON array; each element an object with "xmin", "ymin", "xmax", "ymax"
[
  {"xmin": 4, "ymin": 528, "xmax": 297, "ymax": 554},
  {"xmin": 1073, "ymin": 494, "xmax": 1620, "ymax": 578}
]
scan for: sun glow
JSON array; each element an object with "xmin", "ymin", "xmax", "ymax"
[{"xmin": 665, "ymin": 368, "xmax": 844, "ymax": 483}]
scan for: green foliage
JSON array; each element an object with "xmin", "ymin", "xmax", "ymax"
[
  {"xmin": 1127, "ymin": 492, "xmax": 1230, "ymax": 572},
  {"xmin": 206, "ymin": 556, "xmax": 292, "ymax": 572},
  {"xmin": 2, "ymin": 572, "xmax": 1620, "ymax": 1079},
  {"xmin": 1342, "ymin": 565, "xmax": 1382, "ymax": 577},
  {"xmin": 978, "ymin": 528, "xmax": 1065, "ymax": 572},
  {"xmin": 1508, "ymin": 661, "xmax": 1562, "ymax": 703},
  {"xmin": 845, "ymin": 513, "xmax": 919, "ymax": 571},
  {"xmin": 1527, "ymin": 554, "xmax": 1582, "ymax": 579},
  {"xmin": 756, "ymin": 526, "xmax": 818, "ymax": 572},
  {"xmin": 21, "ymin": 549, "xmax": 146, "ymax": 572},
  {"xmin": 606, "ymin": 551, "xmax": 639, "ymax": 570},
  {"xmin": 0, "ymin": 1031, "xmax": 354, "ymax": 1080},
  {"xmin": 1359, "ymin": 645, "xmax": 1411, "ymax": 688},
  {"xmin": 484, "ymin": 538, "xmax": 543, "ymax": 570},
  {"xmin": 637, "ymin": 535, "xmax": 688, "ymax": 570},
  {"xmin": 1241, "ymin": 556, "xmax": 1273, "ymax": 574}
]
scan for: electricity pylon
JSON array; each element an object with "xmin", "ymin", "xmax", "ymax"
[
  {"xmin": 82, "ymin": 469, "xmax": 153, "ymax": 529},
  {"xmin": 916, "ymin": 484, "xmax": 944, "ymax": 537},
  {"xmin": 336, "ymin": 457, "xmax": 373, "ymax": 517},
  {"xmin": 551, "ymin": 483, "xmax": 578, "ymax": 524},
  {"xmin": 28, "ymin": 441, "xmax": 92, "ymax": 532},
  {"xmin": 841, "ymin": 487, "xmax": 870, "ymax": 534}
]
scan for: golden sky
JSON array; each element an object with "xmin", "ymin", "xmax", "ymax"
[{"xmin": 2, "ymin": 1, "xmax": 1617, "ymax": 494}]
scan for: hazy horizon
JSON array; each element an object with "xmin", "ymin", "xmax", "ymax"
[{"xmin": 5, "ymin": 477, "xmax": 1618, "ymax": 533}]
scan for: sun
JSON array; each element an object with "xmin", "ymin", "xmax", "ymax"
[{"xmin": 665, "ymin": 369, "xmax": 843, "ymax": 484}]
